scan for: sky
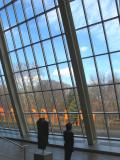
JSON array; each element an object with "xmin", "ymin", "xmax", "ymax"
[{"xmin": 0, "ymin": 0, "xmax": 120, "ymax": 86}]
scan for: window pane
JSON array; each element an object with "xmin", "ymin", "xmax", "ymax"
[
  {"xmin": 37, "ymin": 15, "xmax": 49, "ymax": 40},
  {"xmin": 96, "ymin": 55, "xmax": 113, "ymax": 84},
  {"xmin": 14, "ymin": 0, "xmax": 25, "ymax": 23},
  {"xmin": 25, "ymin": 46, "xmax": 35, "ymax": 69},
  {"xmin": 47, "ymin": 10, "xmax": 60, "ymax": 36},
  {"xmin": 23, "ymin": 0, "xmax": 34, "ymax": 19},
  {"xmin": 43, "ymin": 40, "xmax": 55, "ymax": 65},
  {"xmin": 70, "ymin": 0, "xmax": 86, "ymax": 29},
  {"xmin": 77, "ymin": 29, "xmax": 92, "ymax": 57},
  {"xmin": 20, "ymin": 23, "xmax": 30, "ymax": 46},
  {"xmin": 90, "ymin": 24, "xmax": 107, "ymax": 55},
  {"xmin": 53, "ymin": 36, "xmax": 67, "ymax": 62},
  {"xmin": 6, "ymin": 5, "xmax": 16, "ymax": 26},
  {"xmin": 0, "ymin": 9, "xmax": 9, "ymax": 30},
  {"xmin": 105, "ymin": 19, "xmax": 120, "ymax": 52},
  {"xmin": 82, "ymin": 58, "xmax": 98, "ymax": 85},
  {"xmin": 99, "ymin": 0, "xmax": 117, "ymax": 20},
  {"xmin": 111, "ymin": 52, "xmax": 120, "ymax": 82},
  {"xmin": 84, "ymin": 0, "xmax": 101, "ymax": 24},
  {"xmin": 5, "ymin": 31, "xmax": 14, "ymax": 51},
  {"xmin": 12, "ymin": 27, "xmax": 22, "ymax": 49},
  {"xmin": 17, "ymin": 49, "xmax": 27, "ymax": 70},
  {"xmin": 33, "ymin": 43, "xmax": 45, "ymax": 67},
  {"xmin": 28, "ymin": 19, "xmax": 39, "ymax": 43}
]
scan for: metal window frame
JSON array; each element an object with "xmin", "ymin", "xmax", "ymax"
[
  {"xmin": 58, "ymin": 0, "xmax": 96, "ymax": 145},
  {"xmin": 0, "ymin": 22, "xmax": 28, "ymax": 137}
]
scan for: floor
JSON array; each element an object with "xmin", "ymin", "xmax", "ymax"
[{"xmin": 0, "ymin": 139, "xmax": 119, "ymax": 160}]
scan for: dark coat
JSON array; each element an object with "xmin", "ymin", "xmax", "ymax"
[
  {"xmin": 37, "ymin": 118, "xmax": 49, "ymax": 150},
  {"xmin": 63, "ymin": 130, "xmax": 74, "ymax": 160}
]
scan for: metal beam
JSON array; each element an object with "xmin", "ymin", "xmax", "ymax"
[
  {"xmin": 0, "ymin": 22, "xmax": 28, "ymax": 137},
  {"xmin": 58, "ymin": 0, "xmax": 96, "ymax": 145}
]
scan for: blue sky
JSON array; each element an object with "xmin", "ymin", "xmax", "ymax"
[{"xmin": 0, "ymin": 0, "xmax": 120, "ymax": 86}]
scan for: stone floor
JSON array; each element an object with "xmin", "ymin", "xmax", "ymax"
[{"xmin": 0, "ymin": 139, "xmax": 120, "ymax": 160}]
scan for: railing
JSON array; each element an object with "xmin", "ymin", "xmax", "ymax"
[{"xmin": 0, "ymin": 136, "xmax": 28, "ymax": 160}]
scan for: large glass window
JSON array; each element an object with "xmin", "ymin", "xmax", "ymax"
[
  {"xmin": 0, "ymin": 0, "xmax": 120, "ymax": 142},
  {"xmin": 71, "ymin": 0, "xmax": 120, "ymax": 139},
  {"xmin": 0, "ymin": 0, "xmax": 85, "ymax": 139}
]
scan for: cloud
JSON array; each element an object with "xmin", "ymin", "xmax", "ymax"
[
  {"xmin": 80, "ymin": 46, "xmax": 88, "ymax": 52},
  {"xmin": 53, "ymin": 67, "xmax": 73, "ymax": 77}
]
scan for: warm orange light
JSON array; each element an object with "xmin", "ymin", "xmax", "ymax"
[
  {"xmin": 32, "ymin": 108, "xmax": 36, "ymax": 113},
  {"xmin": 52, "ymin": 108, "xmax": 58, "ymax": 125},
  {"xmin": 64, "ymin": 109, "xmax": 69, "ymax": 124},
  {"xmin": 0, "ymin": 107, "xmax": 4, "ymax": 115},
  {"xmin": 41, "ymin": 108, "xmax": 48, "ymax": 120}
]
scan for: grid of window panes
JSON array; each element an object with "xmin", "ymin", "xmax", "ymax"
[
  {"xmin": 0, "ymin": 0, "xmax": 85, "ymax": 137},
  {"xmin": 0, "ymin": 60, "xmax": 18, "ymax": 133},
  {"xmin": 70, "ymin": 0, "xmax": 120, "ymax": 139}
]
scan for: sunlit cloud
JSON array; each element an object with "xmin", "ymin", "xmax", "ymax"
[
  {"xmin": 80, "ymin": 46, "xmax": 88, "ymax": 52},
  {"xmin": 52, "ymin": 67, "xmax": 73, "ymax": 77}
]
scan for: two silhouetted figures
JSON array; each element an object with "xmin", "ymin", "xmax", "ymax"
[
  {"xmin": 36, "ymin": 118, "xmax": 49, "ymax": 153},
  {"xmin": 36, "ymin": 118, "xmax": 74, "ymax": 159},
  {"xmin": 63, "ymin": 122, "xmax": 74, "ymax": 160}
]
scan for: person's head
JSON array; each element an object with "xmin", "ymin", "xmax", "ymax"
[{"xmin": 66, "ymin": 122, "xmax": 72, "ymax": 131}]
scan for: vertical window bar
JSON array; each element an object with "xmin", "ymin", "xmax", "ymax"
[
  {"xmin": 58, "ymin": 0, "xmax": 96, "ymax": 144},
  {"xmin": 54, "ymin": 0, "xmax": 85, "ymax": 137}
]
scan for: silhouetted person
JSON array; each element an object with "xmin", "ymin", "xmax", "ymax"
[
  {"xmin": 36, "ymin": 118, "xmax": 49, "ymax": 152},
  {"xmin": 63, "ymin": 122, "xmax": 74, "ymax": 160}
]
